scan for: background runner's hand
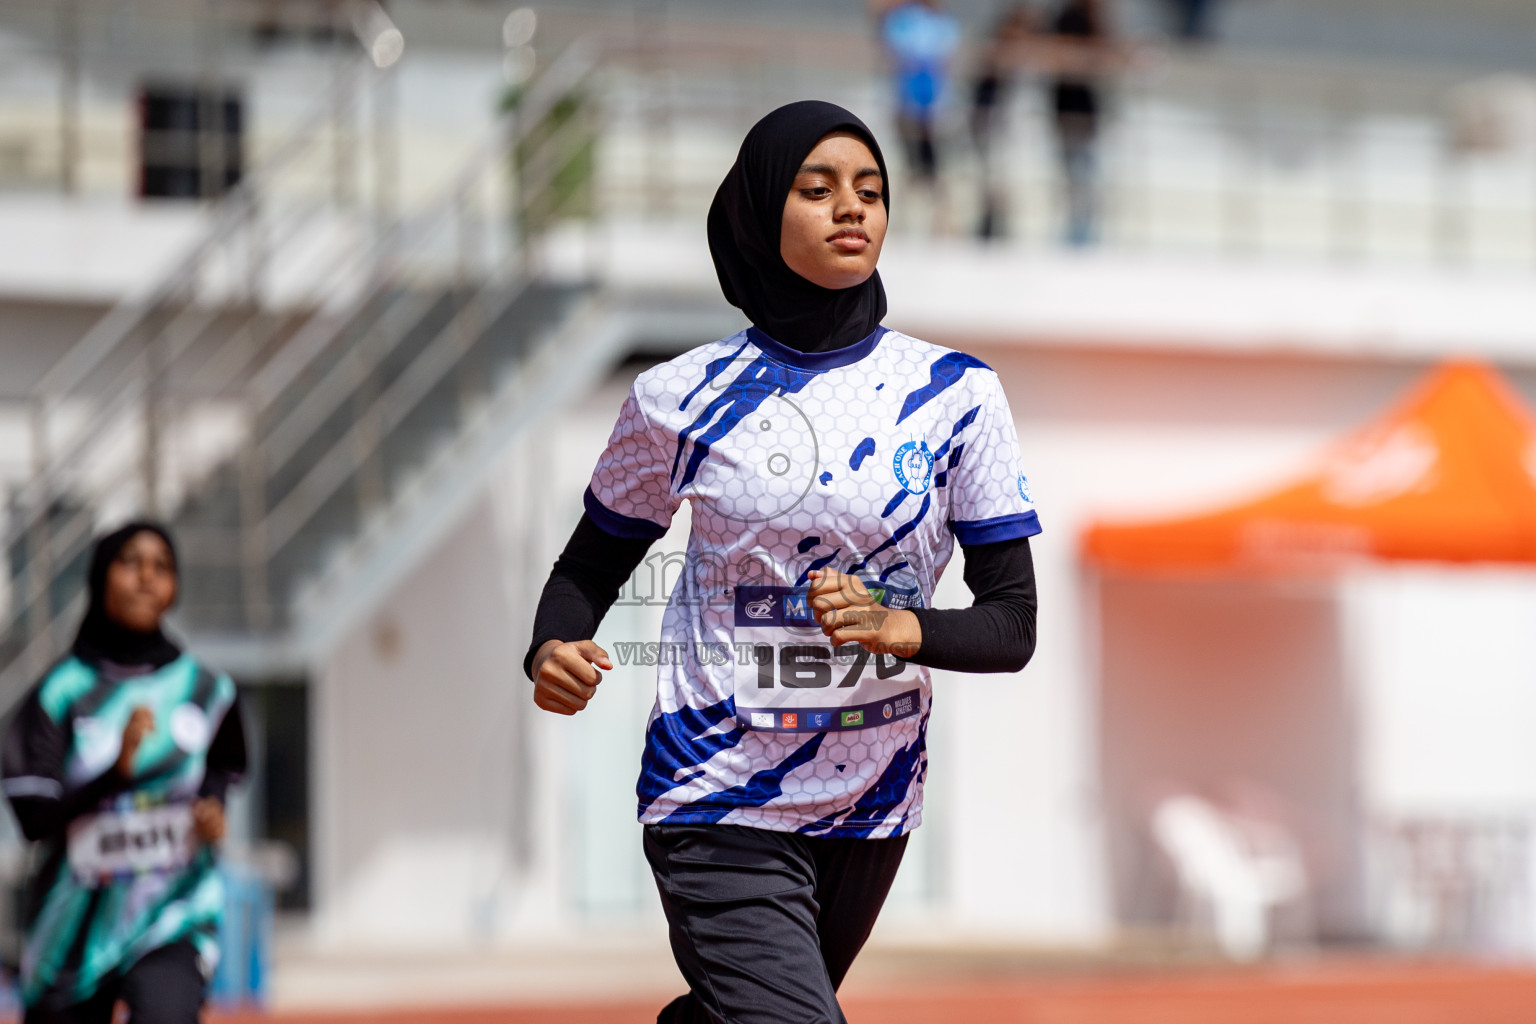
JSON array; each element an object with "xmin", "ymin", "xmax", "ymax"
[
  {"xmin": 193, "ymin": 798, "xmax": 225, "ymax": 843},
  {"xmin": 532, "ymin": 639, "xmax": 612, "ymax": 715},
  {"xmin": 116, "ymin": 706, "xmax": 154, "ymax": 779},
  {"xmin": 808, "ymin": 569, "xmax": 922, "ymax": 658}
]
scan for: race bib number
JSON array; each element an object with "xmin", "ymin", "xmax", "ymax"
[
  {"xmin": 732, "ymin": 583, "xmax": 923, "ymax": 732},
  {"xmin": 67, "ymin": 803, "xmax": 196, "ymax": 883}
]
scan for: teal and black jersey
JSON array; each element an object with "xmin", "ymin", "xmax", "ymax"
[{"xmin": 1, "ymin": 654, "xmax": 245, "ymax": 1010}]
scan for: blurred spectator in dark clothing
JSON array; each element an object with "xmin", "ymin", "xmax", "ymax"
[
  {"xmin": 1046, "ymin": 0, "xmax": 1116, "ymax": 246},
  {"xmin": 876, "ymin": 0, "xmax": 961, "ymax": 230},
  {"xmin": 970, "ymin": 4, "xmax": 1035, "ymax": 239},
  {"xmin": 1162, "ymin": 0, "xmax": 1217, "ymax": 42}
]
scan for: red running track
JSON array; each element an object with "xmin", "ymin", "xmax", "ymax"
[{"xmin": 200, "ymin": 963, "xmax": 1536, "ymax": 1024}]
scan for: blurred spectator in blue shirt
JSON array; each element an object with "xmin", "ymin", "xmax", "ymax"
[{"xmin": 877, "ymin": 0, "xmax": 961, "ymax": 228}]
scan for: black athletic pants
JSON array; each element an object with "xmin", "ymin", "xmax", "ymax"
[
  {"xmin": 646, "ymin": 823, "xmax": 909, "ymax": 1024},
  {"xmin": 23, "ymin": 941, "xmax": 206, "ymax": 1024}
]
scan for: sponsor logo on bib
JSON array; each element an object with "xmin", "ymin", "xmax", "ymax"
[
  {"xmin": 842, "ymin": 710, "xmax": 864, "ymax": 727},
  {"xmin": 883, "ymin": 703, "xmax": 894, "ymax": 720},
  {"xmin": 807, "ymin": 712, "xmax": 832, "ymax": 729},
  {"xmin": 744, "ymin": 597, "xmax": 774, "ymax": 620},
  {"xmin": 782, "ymin": 594, "xmax": 813, "ymax": 623},
  {"xmin": 750, "ymin": 712, "xmax": 774, "ymax": 728},
  {"xmin": 781, "ymin": 713, "xmax": 798, "ymax": 729}
]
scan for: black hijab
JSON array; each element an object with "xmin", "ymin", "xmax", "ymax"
[
  {"xmin": 708, "ymin": 100, "xmax": 890, "ymax": 353},
  {"xmin": 72, "ymin": 521, "xmax": 182, "ymax": 670}
]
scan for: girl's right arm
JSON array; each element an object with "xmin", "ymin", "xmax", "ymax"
[{"xmin": 1, "ymin": 690, "xmax": 137, "ymax": 842}]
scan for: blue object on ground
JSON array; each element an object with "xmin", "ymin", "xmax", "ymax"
[{"xmin": 210, "ymin": 863, "xmax": 274, "ymax": 1007}]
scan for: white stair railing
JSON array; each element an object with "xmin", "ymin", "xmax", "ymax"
[
  {"xmin": 1, "ymin": 48, "xmax": 391, "ymax": 694},
  {"xmin": 0, "ymin": 35, "xmax": 606, "ymax": 705}
]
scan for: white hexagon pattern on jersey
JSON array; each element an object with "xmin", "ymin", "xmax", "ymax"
[{"xmin": 589, "ymin": 327, "xmax": 1040, "ymax": 838}]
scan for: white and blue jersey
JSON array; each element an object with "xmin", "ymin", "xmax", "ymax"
[{"xmin": 586, "ymin": 325, "xmax": 1040, "ymax": 837}]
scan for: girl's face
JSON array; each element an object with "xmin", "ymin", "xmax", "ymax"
[
  {"xmin": 103, "ymin": 531, "xmax": 177, "ymax": 633},
  {"xmin": 779, "ymin": 131, "xmax": 887, "ymax": 291}
]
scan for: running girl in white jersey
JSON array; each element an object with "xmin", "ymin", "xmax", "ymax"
[{"xmin": 526, "ymin": 100, "xmax": 1039, "ymax": 1024}]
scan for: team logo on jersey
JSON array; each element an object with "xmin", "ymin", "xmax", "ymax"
[
  {"xmin": 1018, "ymin": 474, "xmax": 1032, "ymax": 503},
  {"xmin": 892, "ymin": 441, "xmax": 934, "ymax": 495},
  {"xmin": 73, "ymin": 717, "xmax": 119, "ymax": 776},
  {"xmin": 744, "ymin": 597, "xmax": 774, "ymax": 619},
  {"xmin": 170, "ymin": 703, "xmax": 211, "ymax": 753}
]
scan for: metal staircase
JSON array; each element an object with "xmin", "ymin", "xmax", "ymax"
[{"xmin": 0, "ymin": 36, "xmax": 615, "ymax": 700}]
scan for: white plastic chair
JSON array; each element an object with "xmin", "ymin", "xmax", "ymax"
[{"xmin": 1152, "ymin": 794, "xmax": 1308, "ymax": 960}]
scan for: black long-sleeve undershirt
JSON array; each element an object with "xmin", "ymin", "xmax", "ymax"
[
  {"xmin": 907, "ymin": 534, "xmax": 1036, "ymax": 673},
  {"xmin": 523, "ymin": 512, "xmax": 1037, "ymax": 679}
]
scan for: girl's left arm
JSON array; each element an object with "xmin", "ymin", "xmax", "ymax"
[
  {"xmin": 906, "ymin": 535, "xmax": 1037, "ymax": 673},
  {"xmin": 198, "ymin": 691, "xmax": 248, "ymax": 805}
]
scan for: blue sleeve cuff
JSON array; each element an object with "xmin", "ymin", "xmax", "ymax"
[
  {"xmin": 583, "ymin": 487, "xmax": 669, "ymax": 540},
  {"xmin": 949, "ymin": 510, "xmax": 1041, "ymax": 546}
]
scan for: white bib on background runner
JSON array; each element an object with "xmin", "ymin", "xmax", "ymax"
[{"xmin": 67, "ymin": 802, "xmax": 196, "ymax": 883}]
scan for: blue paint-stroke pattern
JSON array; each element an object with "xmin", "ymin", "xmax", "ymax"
[
  {"xmin": 660, "ymin": 733, "xmax": 827, "ymax": 824},
  {"xmin": 671, "ymin": 355, "xmax": 822, "ymax": 491},
  {"xmin": 931, "ymin": 406, "xmax": 982, "ymax": 464},
  {"xmin": 934, "ymin": 443, "xmax": 964, "ymax": 489},
  {"xmin": 795, "ymin": 548, "xmax": 843, "ymax": 586},
  {"xmin": 796, "ymin": 536, "xmax": 822, "ymax": 554},
  {"xmin": 678, "ymin": 339, "xmax": 751, "ymax": 411},
  {"xmin": 851, "ymin": 493, "xmax": 932, "ymax": 574},
  {"xmin": 799, "ymin": 714, "xmax": 929, "ymax": 838},
  {"xmin": 637, "ymin": 697, "xmax": 744, "ymax": 815},
  {"xmin": 896, "ymin": 353, "xmax": 989, "ymax": 425},
  {"xmin": 849, "ymin": 437, "xmax": 877, "ymax": 470},
  {"xmin": 932, "ymin": 405, "xmax": 981, "ymax": 489},
  {"xmin": 819, "ymin": 471, "xmax": 833, "ymax": 485},
  {"xmin": 878, "ymin": 560, "xmax": 910, "ymax": 582},
  {"xmin": 880, "ymin": 490, "xmax": 908, "ymax": 519}
]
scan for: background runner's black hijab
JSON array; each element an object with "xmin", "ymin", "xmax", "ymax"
[
  {"xmin": 72, "ymin": 521, "xmax": 182, "ymax": 669},
  {"xmin": 708, "ymin": 100, "xmax": 890, "ymax": 353}
]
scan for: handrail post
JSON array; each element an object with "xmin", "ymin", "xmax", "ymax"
[
  {"xmin": 456, "ymin": 183, "xmax": 479, "ymax": 286},
  {"xmin": 1436, "ymin": 125, "xmax": 1462, "ymax": 267},
  {"xmin": 332, "ymin": 13, "xmax": 356, "ymax": 208},
  {"xmin": 142, "ymin": 325, "xmax": 163, "ymax": 520},
  {"xmin": 246, "ymin": 191, "xmax": 267, "ymax": 308},
  {"xmin": 1328, "ymin": 77, "xmax": 1356, "ymax": 265},
  {"xmin": 25, "ymin": 399, "xmax": 54, "ymax": 669},
  {"xmin": 57, "ymin": 0, "xmax": 80, "ymax": 196},
  {"xmin": 506, "ymin": 112, "xmax": 524, "ymax": 273},
  {"xmin": 240, "ymin": 417, "xmax": 272, "ymax": 633},
  {"xmin": 373, "ymin": 64, "xmax": 399, "ymax": 239}
]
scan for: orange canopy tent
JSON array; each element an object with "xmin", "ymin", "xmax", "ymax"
[{"xmin": 1083, "ymin": 362, "xmax": 1536, "ymax": 574}]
